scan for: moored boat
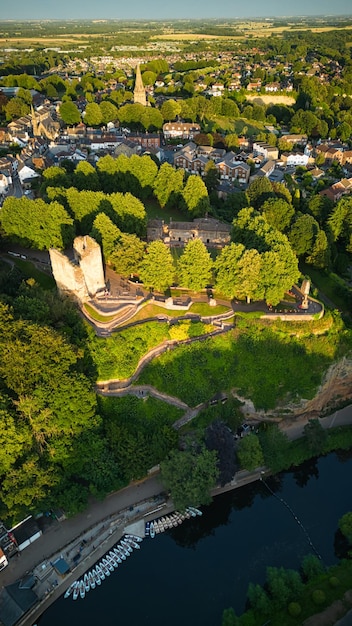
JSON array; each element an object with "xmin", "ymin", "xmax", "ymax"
[
  {"xmin": 125, "ymin": 533, "xmax": 142, "ymax": 542},
  {"xmin": 106, "ymin": 553, "xmax": 118, "ymax": 568},
  {"xmin": 64, "ymin": 581, "xmax": 78, "ymax": 599},
  {"xmin": 72, "ymin": 584, "xmax": 79, "ymax": 600},
  {"xmin": 95, "ymin": 564, "xmax": 105, "ymax": 580},
  {"xmin": 92, "ymin": 569, "xmax": 101, "ymax": 586},
  {"xmin": 88, "ymin": 571, "xmax": 95, "ymax": 590},
  {"xmin": 84, "ymin": 573, "xmax": 90, "ymax": 593},
  {"xmin": 101, "ymin": 558, "xmax": 113, "ymax": 573},
  {"xmin": 109, "ymin": 550, "xmax": 121, "ymax": 565},
  {"xmin": 149, "ymin": 522, "xmax": 155, "ymax": 538},
  {"xmin": 121, "ymin": 540, "xmax": 132, "ymax": 552},
  {"xmin": 79, "ymin": 580, "xmax": 85, "ymax": 599},
  {"xmin": 115, "ymin": 546, "xmax": 126, "ymax": 560}
]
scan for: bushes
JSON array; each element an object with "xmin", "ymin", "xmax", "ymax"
[
  {"xmin": 312, "ymin": 589, "xmax": 326, "ymax": 605},
  {"xmin": 329, "ymin": 576, "xmax": 340, "ymax": 588},
  {"xmin": 288, "ymin": 602, "xmax": 302, "ymax": 616}
]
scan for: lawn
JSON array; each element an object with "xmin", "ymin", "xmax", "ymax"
[
  {"xmin": 11, "ymin": 258, "xmax": 56, "ymax": 290},
  {"xmin": 301, "ymin": 263, "xmax": 351, "ymax": 312},
  {"xmin": 144, "ymin": 198, "xmax": 190, "ymax": 223}
]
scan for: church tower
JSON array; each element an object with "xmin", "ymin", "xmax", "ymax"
[
  {"xmin": 133, "ymin": 64, "xmax": 147, "ymax": 106},
  {"xmin": 31, "ymin": 104, "xmax": 39, "ymax": 137}
]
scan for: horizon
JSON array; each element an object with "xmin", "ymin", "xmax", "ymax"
[{"xmin": 1, "ymin": 0, "xmax": 352, "ymax": 22}]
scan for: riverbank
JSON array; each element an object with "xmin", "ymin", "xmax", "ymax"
[{"xmin": 2, "ymin": 404, "xmax": 352, "ymax": 626}]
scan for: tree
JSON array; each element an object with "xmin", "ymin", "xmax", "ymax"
[
  {"xmin": 84, "ymin": 102, "xmax": 103, "ymax": 127},
  {"xmin": 153, "ymin": 163, "xmax": 184, "ymax": 208},
  {"xmin": 301, "ymin": 554, "xmax": 325, "ymax": 581},
  {"xmin": 0, "ymin": 197, "xmax": 74, "ymax": 250},
  {"xmin": 139, "ymin": 241, "xmax": 175, "ymax": 292},
  {"xmin": 306, "ymin": 230, "xmax": 330, "ymax": 269},
  {"xmin": 261, "ymin": 198, "xmax": 294, "ymax": 233},
  {"xmin": 177, "ymin": 239, "xmax": 213, "ymax": 291},
  {"xmin": 181, "ymin": 175, "xmax": 210, "ymax": 217},
  {"xmin": 73, "ymin": 161, "xmax": 100, "ymax": 191},
  {"xmin": 140, "ymin": 107, "xmax": 163, "ymax": 131},
  {"xmin": 204, "ymin": 160, "xmax": 219, "ymax": 193},
  {"xmin": 99, "ymin": 100, "xmax": 118, "ymax": 124},
  {"xmin": 247, "ymin": 177, "xmax": 273, "ymax": 209},
  {"xmin": 214, "ymin": 243, "xmax": 245, "ymax": 298},
  {"xmin": 303, "ymin": 419, "xmax": 327, "ymax": 455},
  {"xmin": 161, "ymin": 99, "xmax": 181, "ymax": 121},
  {"xmin": 339, "ymin": 512, "xmax": 352, "ymax": 544},
  {"xmin": 160, "ymin": 446, "xmax": 218, "ymax": 511},
  {"xmin": 59, "ymin": 101, "xmax": 81, "ymax": 126},
  {"xmin": 205, "ymin": 420, "xmax": 237, "ymax": 486},
  {"xmin": 247, "ymin": 583, "xmax": 271, "ymax": 616},
  {"xmin": 237, "ymin": 434, "xmax": 264, "ymax": 471},
  {"xmin": 289, "ymin": 214, "xmax": 319, "ymax": 258}
]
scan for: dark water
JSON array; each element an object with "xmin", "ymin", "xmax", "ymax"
[{"xmin": 38, "ymin": 452, "xmax": 352, "ymax": 626}]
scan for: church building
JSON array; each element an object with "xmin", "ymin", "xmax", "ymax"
[{"xmin": 133, "ymin": 64, "xmax": 147, "ymax": 107}]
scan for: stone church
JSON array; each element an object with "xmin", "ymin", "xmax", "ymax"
[{"xmin": 133, "ymin": 64, "xmax": 147, "ymax": 107}]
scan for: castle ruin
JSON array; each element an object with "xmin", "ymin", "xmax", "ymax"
[{"xmin": 49, "ymin": 236, "xmax": 105, "ymax": 302}]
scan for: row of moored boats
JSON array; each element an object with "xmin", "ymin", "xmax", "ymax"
[
  {"xmin": 64, "ymin": 534, "xmax": 142, "ymax": 600},
  {"xmin": 146, "ymin": 506, "xmax": 202, "ymax": 538}
]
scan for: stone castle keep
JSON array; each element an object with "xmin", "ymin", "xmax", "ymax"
[{"xmin": 49, "ymin": 236, "xmax": 105, "ymax": 302}]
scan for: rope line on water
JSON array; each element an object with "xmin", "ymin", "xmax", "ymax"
[{"xmin": 260, "ymin": 476, "xmax": 323, "ymax": 561}]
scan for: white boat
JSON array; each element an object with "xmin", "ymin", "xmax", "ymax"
[
  {"xmin": 149, "ymin": 522, "xmax": 155, "ymax": 539},
  {"xmin": 109, "ymin": 550, "xmax": 121, "ymax": 564},
  {"xmin": 106, "ymin": 553, "xmax": 118, "ymax": 568},
  {"xmin": 101, "ymin": 557, "xmax": 114, "ymax": 576},
  {"xmin": 186, "ymin": 507, "xmax": 197, "ymax": 517},
  {"xmin": 121, "ymin": 540, "xmax": 132, "ymax": 552},
  {"xmin": 125, "ymin": 536, "xmax": 140, "ymax": 548},
  {"xmin": 95, "ymin": 564, "xmax": 105, "ymax": 580},
  {"xmin": 145, "ymin": 521, "xmax": 150, "ymax": 536},
  {"xmin": 79, "ymin": 580, "xmax": 85, "ymax": 599},
  {"xmin": 88, "ymin": 571, "xmax": 95, "ymax": 590},
  {"xmin": 111, "ymin": 549, "xmax": 122, "ymax": 563},
  {"xmin": 125, "ymin": 534, "xmax": 142, "ymax": 543},
  {"xmin": 115, "ymin": 546, "xmax": 126, "ymax": 560},
  {"xmin": 92, "ymin": 569, "xmax": 101, "ymax": 586},
  {"xmin": 189, "ymin": 506, "xmax": 202, "ymax": 516},
  {"xmin": 84, "ymin": 573, "xmax": 90, "ymax": 593},
  {"xmin": 64, "ymin": 581, "xmax": 78, "ymax": 599},
  {"xmin": 72, "ymin": 585, "xmax": 80, "ymax": 600}
]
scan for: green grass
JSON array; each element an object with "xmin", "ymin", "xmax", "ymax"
[
  {"xmin": 138, "ymin": 316, "xmax": 351, "ymax": 409},
  {"xmin": 301, "ymin": 263, "xmax": 350, "ymax": 312},
  {"xmin": 11, "ymin": 258, "xmax": 55, "ymax": 290},
  {"xmin": 144, "ymin": 198, "xmax": 190, "ymax": 223},
  {"xmin": 83, "ymin": 303, "xmax": 121, "ymax": 323}
]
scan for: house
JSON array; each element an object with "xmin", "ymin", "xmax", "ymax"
[
  {"xmin": 265, "ymin": 82, "xmax": 280, "ymax": 92},
  {"xmin": 215, "ymin": 152, "xmax": 251, "ymax": 184},
  {"xmin": 280, "ymin": 134, "xmax": 308, "ymax": 146},
  {"xmin": 320, "ymin": 177, "xmax": 352, "ymax": 202},
  {"xmin": 281, "ymin": 152, "xmax": 310, "ymax": 167},
  {"xmin": 163, "ymin": 122, "xmax": 201, "ymax": 140},
  {"xmin": 252, "ymin": 141, "xmax": 279, "ymax": 161},
  {"xmin": 251, "ymin": 160, "xmax": 276, "ymax": 180},
  {"xmin": 0, "ymin": 172, "xmax": 9, "ymax": 196},
  {"xmin": 147, "ymin": 217, "xmax": 231, "ymax": 247},
  {"xmin": 128, "ymin": 133, "xmax": 161, "ymax": 149},
  {"xmin": 17, "ymin": 164, "xmax": 40, "ymax": 187}
]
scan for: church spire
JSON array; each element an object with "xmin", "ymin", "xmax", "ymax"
[
  {"xmin": 31, "ymin": 104, "xmax": 39, "ymax": 137},
  {"xmin": 133, "ymin": 64, "xmax": 147, "ymax": 107}
]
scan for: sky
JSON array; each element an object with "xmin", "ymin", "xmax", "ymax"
[{"xmin": 1, "ymin": 0, "xmax": 352, "ymax": 21}]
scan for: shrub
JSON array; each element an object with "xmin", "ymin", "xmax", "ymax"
[
  {"xmin": 288, "ymin": 602, "xmax": 301, "ymax": 617},
  {"xmin": 312, "ymin": 589, "xmax": 326, "ymax": 605},
  {"xmin": 329, "ymin": 576, "xmax": 340, "ymax": 588}
]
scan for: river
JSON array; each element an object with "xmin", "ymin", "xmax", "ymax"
[{"xmin": 38, "ymin": 451, "xmax": 352, "ymax": 626}]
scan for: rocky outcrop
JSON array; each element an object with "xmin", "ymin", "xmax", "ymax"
[{"xmin": 236, "ymin": 356, "xmax": 352, "ymax": 423}]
